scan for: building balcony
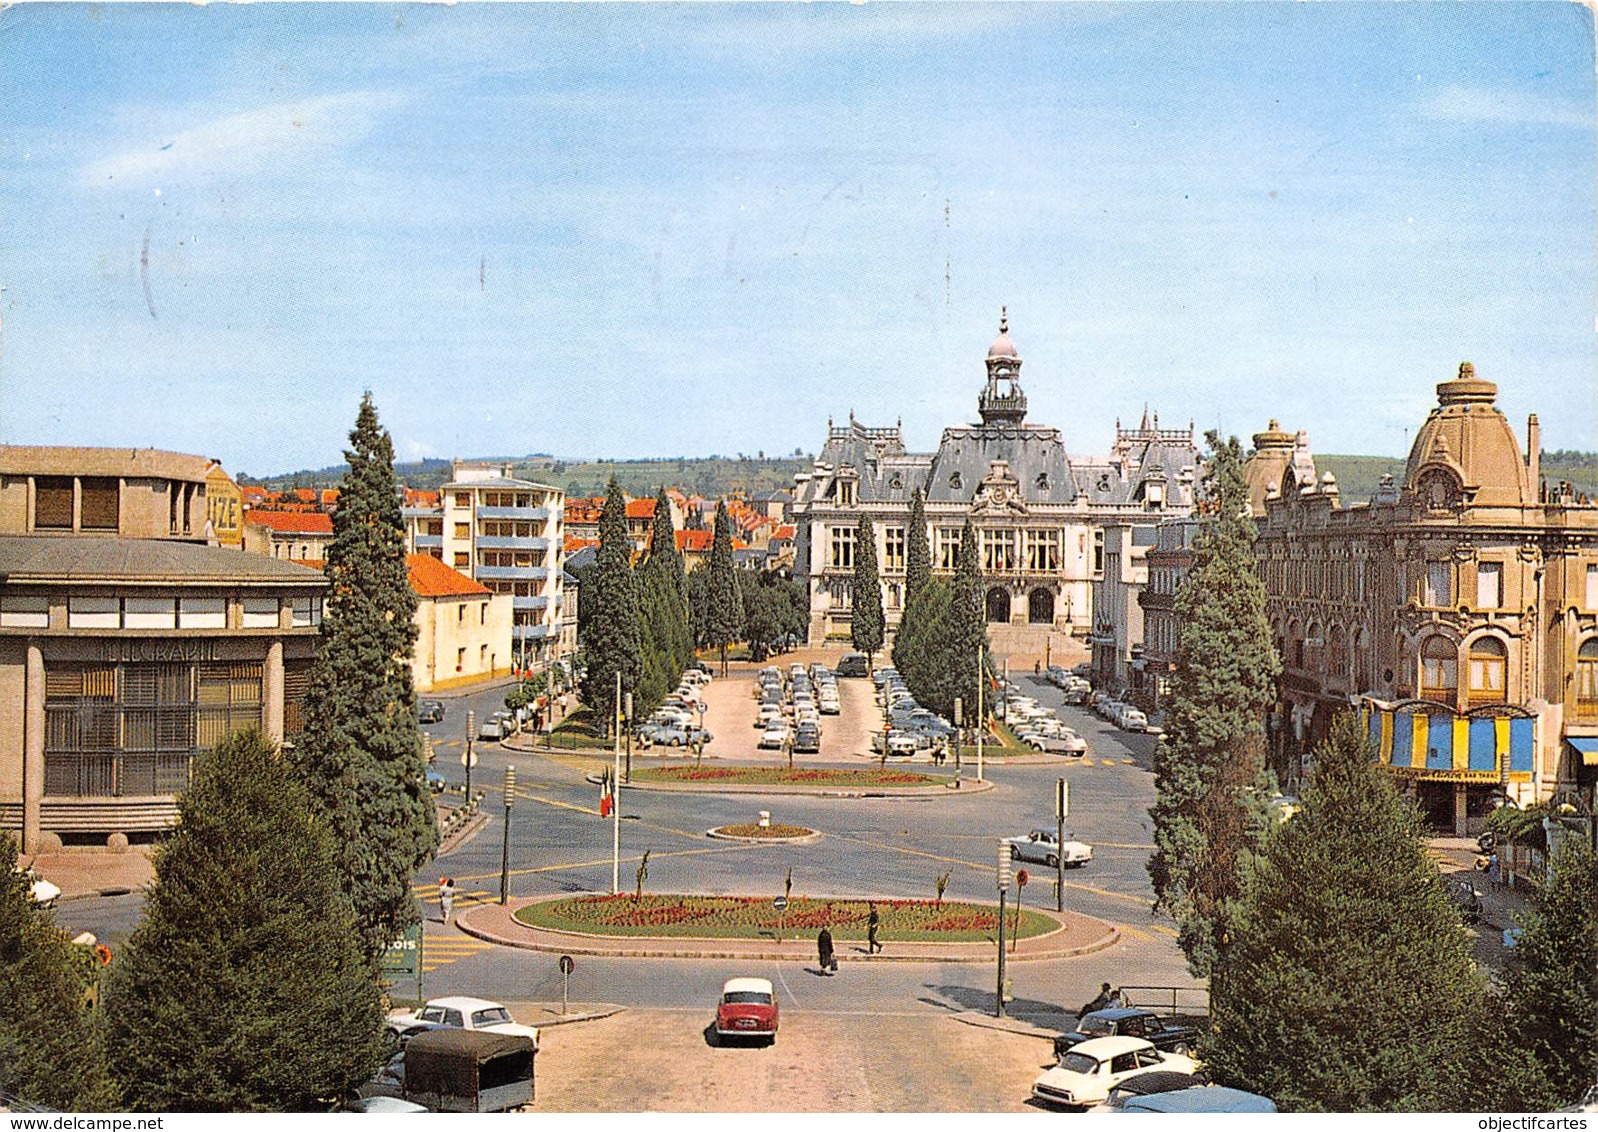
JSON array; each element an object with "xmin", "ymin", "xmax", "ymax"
[
  {"xmin": 1138, "ymin": 590, "xmax": 1174, "ymax": 612},
  {"xmin": 402, "ymin": 506, "xmax": 442, "ymax": 520},
  {"xmin": 476, "ymin": 536, "xmax": 549, "ymax": 552},
  {"xmin": 413, "ymin": 534, "xmax": 442, "ymax": 550},
  {"xmin": 476, "ymin": 506, "xmax": 550, "ymax": 522},
  {"xmin": 475, "ymin": 565, "xmax": 549, "ymax": 582},
  {"xmin": 513, "ymin": 595, "xmax": 549, "ymax": 612},
  {"xmin": 514, "ymin": 623, "xmax": 554, "ymax": 640}
]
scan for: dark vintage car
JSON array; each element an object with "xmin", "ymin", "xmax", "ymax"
[
  {"xmin": 1053, "ymin": 1007, "xmax": 1203, "ymax": 1060},
  {"xmin": 418, "ymin": 700, "xmax": 446, "ymax": 724}
]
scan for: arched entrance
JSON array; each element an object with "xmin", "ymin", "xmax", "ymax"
[
  {"xmin": 985, "ymin": 588, "xmax": 1011, "ymax": 624},
  {"xmin": 1027, "ymin": 588, "xmax": 1054, "ymax": 625}
]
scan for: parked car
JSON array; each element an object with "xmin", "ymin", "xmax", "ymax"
[
  {"xmin": 652, "ymin": 725, "xmax": 714, "ymax": 748},
  {"xmin": 1085, "ymin": 1071, "xmax": 1207, "ymax": 1112},
  {"xmin": 818, "ymin": 694, "xmax": 841, "ymax": 715},
  {"xmin": 1022, "ymin": 735, "xmax": 1083, "ymax": 756},
  {"xmin": 758, "ymin": 723, "xmax": 791, "ymax": 750},
  {"xmin": 402, "ymin": 1029, "xmax": 535, "ymax": 1113},
  {"xmin": 793, "ymin": 723, "xmax": 822, "ymax": 753},
  {"xmin": 1031, "ymin": 1036, "xmax": 1199, "ymax": 1108},
  {"xmin": 836, "ymin": 653, "xmax": 870, "ymax": 677},
  {"xmin": 1054, "ymin": 1008, "xmax": 1203, "ymax": 1059},
  {"xmin": 418, "ymin": 700, "xmax": 445, "ymax": 724},
  {"xmin": 1005, "ymin": 829, "xmax": 1092, "ymax": 868},
  {"xmin": 1116, "ymin": 1086, "xmax": 1277, "ymax": 1113},
  {"xmin": 477, "ymin": 717, "xmax": 507, "ymax": 742},
  {"xmin": 1118, "ymin": 708, "xmax": 1151, "ymax": 732},
  {"xmin": 386, "ymin": 997, "xmax": 540, "ymax": 1048},
  {"xmin": 715, "ymin": 977, "xmax": 779, "ymax": 1044}
]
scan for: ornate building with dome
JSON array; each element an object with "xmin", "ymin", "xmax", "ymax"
[
  {"xmin": 1255, "ymin": 364, "xmax": 1598, "ymax": 833},
  {"xmin": 791, "ymin": 311, "xmax": 1201, "ymax": 655}
]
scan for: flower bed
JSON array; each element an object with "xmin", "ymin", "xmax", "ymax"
[
  {"xmin": 517, "ymin": 894, "xmax": 1057, "ymax": 942},
  {"xmin": 628, "ymin": 765, "xmax": 943, "ymax": 788},
  {"xmin": 713, "ymin": 823, "xmax": 815, "ymax": 839}
]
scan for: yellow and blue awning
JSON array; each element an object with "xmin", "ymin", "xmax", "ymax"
[
  {"xmin": 1365, "ymin": 702, "xmax": 1534, "ymax": 780},
  {"xmin": 1566, "ymin": 736, "xmax": 1598, "ymax": 768}
]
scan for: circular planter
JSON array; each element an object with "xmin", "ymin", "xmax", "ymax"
[{"xmin": 707, "ymin": 822, "xmax": 823, "ymax": 845}]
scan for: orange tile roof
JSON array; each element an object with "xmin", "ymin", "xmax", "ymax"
[
  {"xmin": 289, "ymin": 488, "xmax": 318, "ymax": 504},
  {"xmin": 320, "ymin": 489, "xmax": 340, "ymax": 507},
  {"xmin": 564, "ymin": 535, "xmax": 599, "ymax": 553},
  {"xmin": 290, "ymin": 558, "xmax": 326, "ymax": 571},
  {"xmin": 245, "ymin": 511, "xmax": 334, "ymax": 535},
  {"xmin": 403, "ymin": 488, "xmax": 440, "ymax": 508},
  {"xmin": 676, "ymin": 530, "xmax": 713, "ymax": 553},
  {"xmin": 625, "ymin": 498, "xmax": 656, "ymax": 520},
  {"xmin": 407, "ymin": 553, "xmax": 491, "ymax": 598},
  {"xmin": 774, "ymin": 524, "xmax": 795, "ymax": 540},
  {"xmin": 563, "ymin": 497, "xmax": 604, "ymax": 523}
]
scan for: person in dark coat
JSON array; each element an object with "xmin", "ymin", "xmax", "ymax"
[
  {"xmin": 867, "ymin": 902, "xmax": 882, "ymax": 954},
  {"xmin": 1080, "ymin": 981, "xmax": 1115, "ymax": 1017},
  {"xmin": 817, "ymin": 927, "xmax": 836, "ymax": 974}
]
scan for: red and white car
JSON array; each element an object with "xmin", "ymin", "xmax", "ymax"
[{"xmin": 715, "ymin": 977, "xmax": 779, "ymax": 1044}]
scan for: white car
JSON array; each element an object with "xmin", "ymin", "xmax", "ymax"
[
  {"xmin": 1005, "ymin": 829, "xmax": 1092, "ymax": 868},
  {"xmin": 758, "ymin": 723, "xmax": 791, "ymax": 750},
  {"xmin": 1032, "ymin": 1036, "xmax": 1199, "ymax": 1108},
  {"xmin": 1119, "ymin": 709, "xmax": 1151, "ymax": 732},
  {"xmin": 386, "ymin": 996, "xmax": 540, "ymax": 1049},
  {"xmin": 17, "ymin": 868, "xmax": 60, "ymax": 907},
  {"xmin": 755, "ymin": 704, "xmax": 784, "ymax": 728}
]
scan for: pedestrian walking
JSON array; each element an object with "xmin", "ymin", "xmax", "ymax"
[
  {"xmin": 1487, "ymin": 851, "xmax": 1502, "ymax": 890},
  {"xmin": 439, "ymin": 877, "xmax": 456, "ymax": 925},
  {"xmin": 817, "ymin": 927, "xmax": 836, "ymax": 975},
  {"xmin": 866, "ymin": 901, "xmax": 882, "ymax": 954}
]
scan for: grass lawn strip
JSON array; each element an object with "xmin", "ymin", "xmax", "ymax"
[
  {"xmin": 629, "ymin": 765, "xmax": 943, "ymax": 788},
  {"xmin": 517, "ymin": 894, "xmax": 1057, "ymax": 943}
]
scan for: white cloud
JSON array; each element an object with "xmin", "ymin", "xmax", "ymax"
[
  {"xmin": 1418, "ymin": 84, "xmax": 1593, "ymax": 129},
  {"xmin": 80, "ymin": 91, "xmax": 406, "ymax": 188}
]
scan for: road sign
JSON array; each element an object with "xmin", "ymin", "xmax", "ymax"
[
  {"xmin": 558, "ymin": 954, "xmax": 575, "ymax": 975},
  {"xmin": 997, "ymin": 841, "xmax": 1012, "ymax": 890},
  {"xmin": 379, "ymin": 923, "xmax": 423, "ymax": 985},
  {"xmin": 1016, "ymin": 869, "xmax": 1029, "ymax": 887},
  {"xmin": 772, "ymin": 896, "xmax": 789, "ymax": 911},
  {"xmin": 559, "ymin": 954, "xmax": 575, "ymax": 1015},
  {"xmin": 461, "ymin": 750, "xmax": 479, "ymax": 769},
  {"xmin": 1056, "ymin": 778, "xmax": 1070, "ymax": 821}
]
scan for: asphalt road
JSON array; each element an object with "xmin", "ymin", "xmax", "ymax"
[{"xmin": 58, "ymin": 664, "xmax": 1197, "ymax": 1020}]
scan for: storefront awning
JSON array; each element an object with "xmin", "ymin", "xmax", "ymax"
[{"xmin": 1566, "ymin": 736, "xmax": 1598, "ymax": 767}]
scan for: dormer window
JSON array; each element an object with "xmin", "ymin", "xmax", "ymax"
[
  {"xmin": 889, "ymin": 474, "xmax": 903, "ymax": 491},
  {"xmin": 1036, "ymin": 473, "xmax": 1049, "ymax": 491},
  {"xmin": 837, "ymin": 479, "xmax": 856, "ymax": 507},
  {"xmin": 949, "ymin": 473, "xmax": 963, "ymax": 491}
]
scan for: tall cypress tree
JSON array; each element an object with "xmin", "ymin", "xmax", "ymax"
[
  {"xmin": 703, "ymin": 504, "xmax": 744, "ymax": 676},
  {"xmin": 1505, "ymin": 833, "xmax": 1598, "ymax": 1105},
  {"xmin": 850, "ymin": 512, "xmax": 884, "ymax": 669},
  {"xmin": 0, "ymin": 835, "xmax": 113, "ymax": 1110},
  {"xmin": 644, "ymin": 488, "xmax": 691, "ymax": 678},
  {"xmin": 292, "ymin": 393, "xmax": 436, "ymax": 963},
  {"xmin": 1148, "ymin": 431, "xmax": 1282, "ymax": 977},
  {"xmin": 580, "ymin": 478, "xmax": 642, "ymax": 735},
  {"xmin": 107, "ymin": 730, "xmax": 385, "ymax": 1112},
  {"xmin": 1205, "ymin": 713, "xmax": 1545, "ymax": 1111},
  {"xmin": 893, "ymin": 487, "xmax": 934, "ymax": 686},
  {"xmin": 934, "ymin": 517, "xmax": 986, "ymax": 722},
  {"xmin": 903, "ymin": 487, "xmax": 931, "ymax": 604}
]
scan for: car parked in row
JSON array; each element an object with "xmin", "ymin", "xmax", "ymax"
[
  {"xmin": 1054, "ymin": 1008, "xmax": 1202, "ymax": 1059},
  {"xmin": 385, "ymin": 996, "xmax": 540, "ymax": 1049},
  {"xmin": 1031, "ymin": 1037, "xmax": 1199, "ymax": 1109},
  {"xmin": 417, "ymin": 699, "xmax": 445, "ymax": 724}
]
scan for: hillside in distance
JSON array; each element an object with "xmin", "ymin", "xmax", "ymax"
[{"xmin": 243, "ymin": 451, "xmax": 1593, "ymax": 504}]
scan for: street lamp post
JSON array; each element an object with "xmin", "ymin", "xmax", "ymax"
[
  {"xmin": 996, "ymin": 840, "xmax": 1011, "ymax": 1018},
  {"xmin": 976, "ymin": 644, "xmax": 985, "ymax": 783},
  {"xmin": 499, "ymin": 764, "xmax": 516, "ymax": 905},
  {"xmin": 623, "ymin": 692, "xmax": 633, "ymax": 784},
  {"xmin": 464, "ymin": 711, "xmax": 475, "ymax": 810}
]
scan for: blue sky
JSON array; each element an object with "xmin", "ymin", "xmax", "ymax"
[{"xmin": 1, "ymin": 3, "xmax": 1593, "ymax": 477}]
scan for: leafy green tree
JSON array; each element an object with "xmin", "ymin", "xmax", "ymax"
[
  {"xmin": 292, "ymin": 393, "xmax": 437, "ymax": 962},
  {"xmin": 1148, "ymin": 431, "xmax": 1281, "ymax": 976},
  {"xmin": 702, "ymin": 504, "xmax": 744, "ymax": 675},
  {"xmin": 893, "ymin": 488, "xmax": 931, "ymax": 674},
  {"xmin": 579, "ymin": 478, "xmax": 642, "ymax": 736},
  {"xmin": 850, "ymin": 512, "xmax": 884, "ymax": 668},
  {"xmin": 1505, "ymin": 832, "xmax": 1598, "ymax": 1105},
  {"xmin": 106, "ymin": 730, "xmax": 385, "ymax": 1112},
  {"xmin": 0, "ymin": 835, "xmax": 113, "ymax": 1110},
  {"xmin": 1205, "ymin": 712, "xmax": 1544, "ymax": 1111}
]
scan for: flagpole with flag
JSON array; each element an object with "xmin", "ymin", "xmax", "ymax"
[{"xmin": 612, "ymin": 670, "xmax": 622, "ymax": 895}]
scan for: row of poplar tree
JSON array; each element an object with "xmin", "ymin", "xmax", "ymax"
[
  {"xmin": 841, "ymin": 490, "xmax": 989, "ymax": 727},
  {"xmin": 1148, "ymin": 432, "xmax": 1598, "ymax": 1111},
  {"xmin": 1, "ymin": 396, "xmax": 439, "ymax": 1111},
  {"xmin": 574, "ymin": 479, "xmax": 808, "ymax": 735}
]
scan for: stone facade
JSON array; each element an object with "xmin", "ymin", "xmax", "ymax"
[
  {"xmin": 792, "ymin": 313, "xmax": 1200, "ymax": 654},
  {"xmin": 1256, "ymin": 365, "xmax": 1598, "ymax": 832}
]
